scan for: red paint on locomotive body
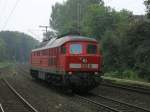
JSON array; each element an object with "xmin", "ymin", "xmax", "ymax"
[
  {"xmin": 65, "ymin": 42, "xmax": 101, "ymax": 72},
  {"xmin": 30, "ymin": 35, "xmax": 102, "ymax": 92},
  {"xmin": 30, "ymin": 36, "xmax": 102, "ymax": 75}
]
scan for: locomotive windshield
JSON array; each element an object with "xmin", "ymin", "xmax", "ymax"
[
  {"xmin": 70, "ymin": 44, "xmax": 82, "ymax": 54},
  {"xmin": 87, "ymin": 44, "xmax": 97, "ymax": 54}
]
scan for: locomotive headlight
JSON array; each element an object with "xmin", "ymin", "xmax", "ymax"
[
  {"xmin": 68, "ymin": 72, "xmax": 72, "ymax": 75},
  {"xmin": 95, "ymin": 72, "xmax": 98, "ymax": 75}
]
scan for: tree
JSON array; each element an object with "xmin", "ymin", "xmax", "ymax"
[
  {"xmin": 100, "ymin": 10, "xmax": 133, "ymax": 71},
  {"xmin": 126, "ymin": 21, "xmax": 150, "ymax": 79},
  {"xmin": 50, "ymin": 0, "xmax": 103, "ymax": 35},
  {"xmin": 42, "ymin": 31, "xmax": 56, "ymax": 42},
  {"xmin": 0, "ymin": 31, "xmax": 39, "ymax": 62},
  {"xmin": 0, "ymin": 38, "xmax": 6, "ymax": 61},
  {"xmin": 144, "ymin": 0, "xmax": 150, "ymax": 18},
  {"xmin": 82, "ymin": 4, "xmax": 115, "ymax": 39}
]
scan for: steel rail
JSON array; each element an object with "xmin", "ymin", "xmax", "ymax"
[
  {"xmin": 3, "ymin": 78, "xmax": 39, "ymax": 112},
  {"xmin": 76, "ymin": 95, "xmax": 121, "ymax": 112},
  {"xmin": 0, "ymin": 104, "xmax": 4, "ymax": 112},
  {"xmin": 15, "ymin": 66, "xmax": 31, "ymax": 80},
  {"xmin": 102, "ymin": 83, "xmax": 150, "ymax": 95},
  {"xmin": 91, "ymin": 93, "xmax": 150, "ymax": 112}
]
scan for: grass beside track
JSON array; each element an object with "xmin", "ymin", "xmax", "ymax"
[
  {"xmin": 102, "ymin": 76, "xmax": 150, "ymax": 89},
  {"xmin": 0, "ymin": 62, "xmax": 13, "ymax": 68},
  {"xmin": 0, "ymin": 62, "xmax": 16, "ymax": 80}
]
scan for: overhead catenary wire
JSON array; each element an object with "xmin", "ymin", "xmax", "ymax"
[{"xmin": 1, "ymin": 0, "xmax": 21, "ymax": 30}]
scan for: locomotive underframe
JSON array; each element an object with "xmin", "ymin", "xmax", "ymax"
[{"xmin": 30, "ymin": 66, "xmax": 102, "ymax": 92}]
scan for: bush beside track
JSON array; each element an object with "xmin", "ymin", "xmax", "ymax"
[{"xmin": 102, "ymin": 76, "xmax": 150, "ymax": 90}]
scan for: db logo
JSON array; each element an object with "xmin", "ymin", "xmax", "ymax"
[{"xmin": 82, "ymin": 58, "xmax": 87, "ymax": 64}]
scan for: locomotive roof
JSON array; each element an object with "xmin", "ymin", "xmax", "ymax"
[{"xmin": 32, "ymin": 36, "xmax": 97, "ymax": 52}]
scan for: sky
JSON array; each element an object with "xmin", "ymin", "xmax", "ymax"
[{"xmin": 0, "ymin": 0, "xmax": 146, "ymax": 41}]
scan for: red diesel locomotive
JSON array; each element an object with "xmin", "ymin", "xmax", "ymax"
[{"xmin": 30, "ymin": 34, "xmax": 103, "ymax": 92}]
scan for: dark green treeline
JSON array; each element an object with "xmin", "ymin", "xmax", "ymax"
[{"xmin": 0, "ymin": 31, "xmax": 39, "ymax": 63}]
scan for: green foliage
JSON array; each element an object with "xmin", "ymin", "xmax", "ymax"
[
  {"xmin": 0, "ymin": 62, "xmax": 13, "ymax": 68},
  {"xmin": 43, "ymin": 31, "xmax": 56, "ymax": 41},
  {"xmin": 105, "ymin": 70, "xmax": 139, "ymax": 81},
  {"xmin": 0, "ymin": 38, "xmax": 6, "ymax": 61},
  {"xmin": 103, "ymin": 20, "xmax": 150, "ymax": 81},
  {"xmin": 50, "ymin": 0, "xmax": 103, "ymax": 35},
  {"xmin": 102, "ymin": 10, "xmax": 133, "ymax": 71},
  {"xmin": 0, "ymin": 31, "xmax": 39, "ymax": 62},
  {"xmin": 82, "ymin": 4, "xmax": 115, "ymax": 39},
  {"xmin": 144, "ymin": 0, "xmax": 150, "ymax": 18},
  {"xmin": 126, "ymin": 21, "xmax": 150, "ymax": 80}
]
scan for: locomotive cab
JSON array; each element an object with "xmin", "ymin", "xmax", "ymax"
[
  {"xmin": 59, "ymin": 41, "xmax": 102, "ymax": 75},
  {"xmin": 59, "ymin": 39, "xmax": 102, "ymax": 91}
]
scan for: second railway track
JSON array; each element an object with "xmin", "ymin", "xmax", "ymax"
[
  {"xmin": 90, "ymin": 93, "xmax": 150, "ymax": 112},
  {"xmin": 0, "ymin": 78, "xmax": 38, "ymax": 112},
  {"xmin": 76, "ymin": 94, "xmax": 150, "ymax": 112},
  {"xmin": 101, "ymin": 82, "xmax": 150, "ymax": 95},
  {"xmin": 75, "ymin": 95, "xmax": 120, "ymax": 112}
]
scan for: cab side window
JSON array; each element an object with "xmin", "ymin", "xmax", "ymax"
[
  {"xmin": 87, "ymin": 44, "xmax": 97, "ymax": 54},
  {"xmin": 61, "ymin": 46, "xmax": 66, "ymax": 54}
]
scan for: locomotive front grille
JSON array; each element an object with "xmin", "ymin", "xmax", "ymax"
[
  {"xmin": 69, "ymin": 64, "xmax": 81, "ymax": 68},
  {"xmin": 69, "ymin": 63, "xmax": 98, "ymax": 69}
]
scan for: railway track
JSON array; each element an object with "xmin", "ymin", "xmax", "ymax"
[
  {"xmin": 0, "ymin": 104, "xmax": 4, "ymax": 112},
  {"xmin": 102, "ymin": 82, "xmax": 150, "ymax": 95},
  {"xmin": 18, "ymin": 65, "xmax": 150, "ymax": 112},
  {"xmin": 76, "ymin": 95, "xmax": 120, "ymax": 112},
  {"xmin": 0, "ymin": 78, "xmax": 38, "ymax": 112},
  {"xmin": 16, "ymin": 65, "xmax": 31, "ymax": 80},
  {"xmin": 91, "ymin": 93, "xmax": 150, "ymax": 112},
  {"xmin": 76, "ymin": 93, "xmax": 150, "ymax": 112}
]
